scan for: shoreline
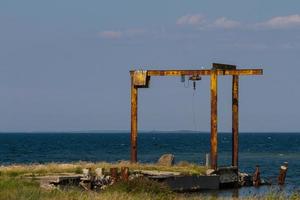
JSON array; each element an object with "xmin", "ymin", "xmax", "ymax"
[{"xmin": 0, "ymin": 162, "xmax": 299, "ymax": 200}]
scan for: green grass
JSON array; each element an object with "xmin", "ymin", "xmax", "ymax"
[
  {"xmin": 0, "ymin": 162, "xmax": 203, "ymax": 200},
  {"xmin": 104, "ymin": 178, "xmax": 173, "ymax": 199},
  {"xmin": 0, "ymin": 176, "xmax": 174, "ymax": 200},
  {"xmin": 0, "ymin": 176, "xmax": 300, "ymax": 200},
  {"xmin": 0, "ymin": 162, "xmax": 299, "ymax": 200}
]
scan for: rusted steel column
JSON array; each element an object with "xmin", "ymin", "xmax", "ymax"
[
  {"xmin": 253, "ymin": 165, "xmax": 261, "ymax": 187},
  {"xmin": 110, "ymin": 168, "xmax": 118, "ymax": 183},
  {"xmin": 121, "ymin": 167, "xmax": 129, "ymax": 182},
  {"xmin": 278, "ymin": 162, "xmax": 288, "ymax": 185},
  {"xmin": 210, "ymin": 70, "xmax": 218, "ymax": 170},
  {"xmin": 131, "ymin": 75, "xmax": 138, "ymax": 163},
  {"xmin": 232, "ymin": 75, "xmax": 239, "ymax": 167}
]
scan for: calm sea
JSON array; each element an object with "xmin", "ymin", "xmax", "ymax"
[{"xmin": 0, "ymin": 132, "xmax": 299, "ymax": 188}]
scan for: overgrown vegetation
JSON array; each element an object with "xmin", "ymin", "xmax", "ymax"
[
  {"xmin": 0, "ymin": 176, "xmax": 173, "ymax": 200},
  {"xmin": 0, "ymin": 161, "xmax": 202, "ymax": 200},
  {"xmin": 0, "ymin": 161, "xmax": 206, "ymax": 177},
  {"xmin": 0, "ymin": 162, "xmax": 299, "ymax": 200},
  {"xmin": 104, "ymin": 178, "xmax": 174, "ymax": 200}
]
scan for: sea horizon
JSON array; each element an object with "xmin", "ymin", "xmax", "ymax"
[
  {"xmin": 0, "ymin": 132, "xmax": 299, "ymax": 186},
  {"xmin": 0, "ymin": 130, "xmax": 300, "ymax": 134}
]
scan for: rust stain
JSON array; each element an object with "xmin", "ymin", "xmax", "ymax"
[
  {"xmin": 129, "ymin": 63, "xmax": 263, "ymax": 168},
  {"xmin": 130, "ymin": 74, "xmax": 138, "ymax": 163},
  {"xmin": 232, "ymin": 75, "xmax": 239, "ymax": 167},
  {"xmin": 210, "ymin": 70, "xmax": 218, "ymax": 170}
]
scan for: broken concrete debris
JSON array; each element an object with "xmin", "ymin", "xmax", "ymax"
[{"xmin": 30, "ymin": 161, "xmax": 288, "ymax": 192}]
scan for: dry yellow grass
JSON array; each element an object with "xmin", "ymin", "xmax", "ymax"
[{"xmin": 0, "ymin": 161, "xmax": 207, "ymax": 177}]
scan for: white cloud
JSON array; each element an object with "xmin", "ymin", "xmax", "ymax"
[
  {"xmin": 212, "ymin": 17, "xmax": 240, "ymax": 29},
  {"xmin": 176, "ymin": 14, "xmax": 206, "ymax": 26},
  {"xmin": 176, "ymin": 15, "xmax": 240, "ymax": 30},
  {"xmin": 99, "ymin": 31, "xmax": 122, "ymax": 39},
  {"xmin": 257, "ymin": 14, "xmax": 300, "ymax": 29}
]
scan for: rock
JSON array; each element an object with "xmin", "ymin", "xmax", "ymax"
[
  {"xmin": 157, "ymin": 154, "xmax": 175, "ymax": 166},
  {"xmin": 206, "ymin": 169, "xmax": 216, "ymax": 175},
  {"xmin": 239, "ymin": 172, "xmax": 252, "ymax": 186}
]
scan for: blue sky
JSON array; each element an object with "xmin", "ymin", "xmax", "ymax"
[{"xmin": 0, "ymin": 0, "xmax": 300, "ymax": 132}]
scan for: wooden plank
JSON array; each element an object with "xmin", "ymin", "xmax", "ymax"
[
  {"xmin": 131, "ymin": 75, "xmax": 138, "ymax": 163},
  {"xmin": 232, "ymin": 75, "xmax": 239, "ymax": 167},
  {"xmin": 210, "ymin": 70, "xmax": 218, "ymax": 170}
]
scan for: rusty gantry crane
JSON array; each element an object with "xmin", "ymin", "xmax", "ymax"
[{"xmin": 130, "ymin": 63, "xmax": 263, "ymax": 170}]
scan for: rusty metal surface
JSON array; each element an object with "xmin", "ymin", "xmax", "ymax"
[
  {"xmin": 232, "ymin": 75, "xmax": 239, "ymax": 167},
  {"xmin": 189, "ymin": 75, "xmax": 202, "ymax": 81},
  {"xmin": 278, "ymin": 162, "xmax": 288, "ymax": 185},
  {"xmin": 212, "ymin": 63, "xmax": 236, "ymax": 70},
  {"xmin": 121, "ymin": 167, "xmax": 129, "ymax": 181},
  {"xmin": 133, "ymin": 70, "xmax": 148, "ymax": 86},
  {"xmin": 253, "ymin": 165, "xmax": 261, "ymax": 187},
  {"xmin": 130, "ymin": 69, "xmax": 263, "ymax": 76},
  {"xmin": 129, "ymin": 63, "xmax": 263, "ymax": 168},
  {"xmin": 130, "ymin": 75, "xmax": 138, "ymax": 163},
  {"xmin": 110, "ymin": 168, "xmax": 118, "ymax": 182},
  {"xmin": 210, "ymin": 70, "xmax": 218, "ymax": 170}
]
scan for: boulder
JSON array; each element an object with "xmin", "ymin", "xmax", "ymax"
[
  {"xmin": 239, "ymin": 172, "xmax": 252, "ymax": 186},
  {"xmin": 206, "ymin": 169, "xmax": 216, "ymax": 175},
  {"xmin": 157, "ymin": 154, "xmax": 175, "ymax": 166}
]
